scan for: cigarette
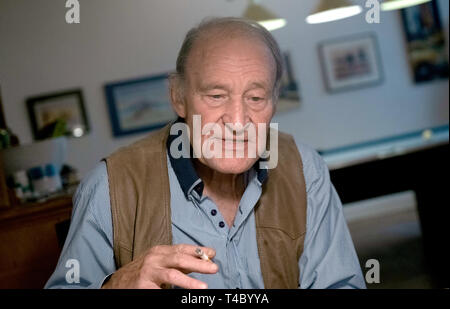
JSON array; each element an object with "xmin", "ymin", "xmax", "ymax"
[{"xmin": 195, "ymin": 248, "xmax": 210, "ymax": 261}]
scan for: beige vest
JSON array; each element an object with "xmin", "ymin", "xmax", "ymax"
[{"xmin": 105, "ymin": 123, "xmax": 307, "ymax": 288}]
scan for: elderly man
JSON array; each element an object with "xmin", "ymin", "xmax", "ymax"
[{"xmin": 46, "ymin": 17, "xmax": 365, "ymax": 289}]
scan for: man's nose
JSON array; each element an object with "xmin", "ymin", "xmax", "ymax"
[{"xmin": 222, "ymin": 96, "xmax": 249, "ymax": 126}]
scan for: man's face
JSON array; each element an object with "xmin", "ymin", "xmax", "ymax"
[{"xmin": 174, "ymin": 34, "xmax": 276, "ymax": 174}]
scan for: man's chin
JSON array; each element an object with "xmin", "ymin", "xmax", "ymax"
[{"xmin": 202, "ymin": 157, "xmax": 257, "ymax": 175}]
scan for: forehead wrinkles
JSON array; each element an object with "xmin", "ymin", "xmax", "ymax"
[
  {"xmin": 186, "ymin": 37, "xmax": 276, "ymax": 85},
  {"xmin": 203, "ymin": 54, "xmax": 267, "ymax": 75}
]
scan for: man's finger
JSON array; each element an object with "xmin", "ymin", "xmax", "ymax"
[
  {"xmin": 165, "ymin": 252, "xmax": 218, "ymax": 274},
  {"xmin": 174, "ymin": 244, "xmax": 216, "ymax": 259},
  {"xmin": 159, "ymin": 268, "xmax": 208, "ymax": 289}
]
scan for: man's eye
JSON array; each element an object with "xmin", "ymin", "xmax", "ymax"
[
  {"xmin": 249, "ymin": 96, "xmax": 264, "ymax": 102},
  {"xmin": 209, "ymin": 94, "xmax": 225, "ymax": 100}
]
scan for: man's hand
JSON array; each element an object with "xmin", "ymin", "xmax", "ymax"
[{"xmin": 101, "ymin": 244, "xmax": 218, "ymax": 289}]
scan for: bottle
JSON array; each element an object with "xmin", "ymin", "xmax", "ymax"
[
  {"xmin": 28, "ymin": 166, "xmax": 48, "ymax": 198},
  {"xmin": 12, "ymin": 170, "xmax": 32, "ymax": 202},
  {"xmin": 44, "ymin": 163, "xmax": 62, "ymax": 193}
]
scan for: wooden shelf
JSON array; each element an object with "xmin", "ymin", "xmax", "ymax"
[
  {"xmin": 0, "ymin": 195, "xmax": 73, "ymax": 227},
  {"xmin": 0, "ymin": 194, "xmax": 73, "ymax": 288}
]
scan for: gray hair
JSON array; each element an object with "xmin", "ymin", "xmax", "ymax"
[{"xmin": 171, "ymin": 17, "xmax": 284, "ymax": 100}]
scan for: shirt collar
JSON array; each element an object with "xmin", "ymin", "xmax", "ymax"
[{"xmin": 166, "ymin": 117, "xmax": 268, "ymax": 199}]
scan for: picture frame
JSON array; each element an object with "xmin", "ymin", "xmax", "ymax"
[
  {"xmin": 319, "ymin": 33, "xmax": 383, "ymax": 93},
  {"xmin": 400, "ymin": 0, "xmax": 449, "ymax": 83},
  {"xmin": 276, "ymin": 51, "xmax": 301, "ymax": 114},
  {"xmin": 104, "ymin": 73, "xmax": 176, "ymax": 137},
  {"xmin": 26, "ymin": 89, "xmax": 89, "ymax": 140}
]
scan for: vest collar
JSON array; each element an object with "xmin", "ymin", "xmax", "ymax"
[{"xmin": 166, "ymin": 117, "xmax": 268, "ymax": 199}]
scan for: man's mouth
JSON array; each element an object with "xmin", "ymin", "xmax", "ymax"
[{"xmin": 222, "ymin": 139, "xmax": 248, "ymax": 143}]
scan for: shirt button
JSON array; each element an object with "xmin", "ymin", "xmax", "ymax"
[
  {"xmin": 211, "ymin": 209, "xmax": 217, "ymax": 216},
  {"xmin": 219, "ymin": 221, "xmax": 225, "ymax": 228}
]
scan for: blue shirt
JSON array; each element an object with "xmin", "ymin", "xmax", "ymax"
[{"xmin": 45, "ymin": 138, "xmax": 366, "ymax": 289}]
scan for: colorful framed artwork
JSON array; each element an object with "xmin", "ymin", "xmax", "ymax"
[
  {"xmin": 26, "ymin": 89, "xmax": 89, "ymax": 140},
  {"xmin": 319, "ymin": 33, "xmax": 384, "ymax": 93},
  {"xmin": 400, "ymin": 0, "xmax": 449, "ymax": 83},
  {"xmin": 104, "ymin": 73, "xmax": 176, "ymax": 137}
]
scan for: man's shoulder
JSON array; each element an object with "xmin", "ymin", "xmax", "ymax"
[
  {"xmin": 290, "ymin": 139, "xmax": 328, "ymax": 192},
  {"xmin": 276, "ymin": 129, "xmax": 325, "ymax": 171},
  {"xmin": 79, "ymin": 161, "xmax": 109, "ymax": 190},
  {"xmin": 276, "ymin": 131, "xmax": 323, "ymax": 165},
  {"xmin": 72, "ymin": 161, "xmax": 112, "ymax": 223},
  {"xmin": 108, "ymin": 124, "xmax": 171, "ymax": 159},
  {"xmin": 74, "ymin": 162, "xmax": 110, "ymax": 209},
  {"xmin": 295, "ymin": 141, "xmax": 324, "ymax": 168}
]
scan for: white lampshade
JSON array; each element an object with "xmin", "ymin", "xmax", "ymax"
[
  {"xmin": 381, "ymin": 0, "xmax": 432, "ymax": 11},
  {"xmin": 243, "ymin": 1, "xmax": 287, "ymax": 31},
  {"xmin": 306, "ymin": 0, "xmax": 362, "ymax": 24}
]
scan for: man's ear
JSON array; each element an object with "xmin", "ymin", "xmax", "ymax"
[
  {"xmin": 270, "ymin": 92, "xmax": 277, "ymax": 118},
  {"xmin": 272, "ymin": 99, "xmax": 277, "ymax": 117},
  {"xmin": 169, "ymin": 76, "xmax": 186, "ymax": 118}
]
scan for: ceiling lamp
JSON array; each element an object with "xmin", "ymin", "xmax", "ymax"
[
  {"xmin": 381, "ymin": 0, "xmax": 432, "ymax": 11},
  {"xmin": 306, "ymin": 0, "xmax": 362, "ymax": 24},
  {"xmin": 243, "ymin": 0, "xmax": 287, "ymax": 31}
]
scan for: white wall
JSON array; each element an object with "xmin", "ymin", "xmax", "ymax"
[{"xmin": 0, "ymin": 0, "xmax": 448, "ymax": 177}]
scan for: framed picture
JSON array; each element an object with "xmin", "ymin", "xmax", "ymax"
[
  {"xmin": 104, "ymin": 73, "xmax": 176, "ymax": 137},
  {"xmin": 400, "ymin": 0, "xmax": 449, "ymax": 83},
  {"xmin": 26, "ymin": 89, "xmax": 89, "ymax": 140},
  {"xmin": 319, "ymin": 33, "xmax": 383, "ymax": 93},
  {"xmin": 276, "ymin": 51, "xmax": 301, "ymax": 114}
]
